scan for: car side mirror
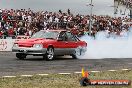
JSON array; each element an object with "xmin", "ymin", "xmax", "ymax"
[{"xmin": 57, "ymin": 38, "xmax": 63, "ymax": 41}]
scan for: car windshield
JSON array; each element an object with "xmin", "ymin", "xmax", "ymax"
[{"xmin": 31, "ymin": 31, "xmax": 59, "ymax": 39}]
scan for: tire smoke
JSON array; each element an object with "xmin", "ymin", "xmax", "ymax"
[{"xmin": 79, "ymin": 27, "xmax": 132, "ymax": 59}]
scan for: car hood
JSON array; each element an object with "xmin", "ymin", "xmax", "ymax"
[
  {"xmin": 16, "ymin": 38, "xmax": 56, "ymax": 44},
  {"xmin": 15, "ymin": 38, "xmax": 55, "ymax": 47}
]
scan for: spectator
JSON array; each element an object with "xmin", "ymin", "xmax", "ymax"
[{"xmin": 0, "ymin": 8, "xmax": 131, "ymax": 39}]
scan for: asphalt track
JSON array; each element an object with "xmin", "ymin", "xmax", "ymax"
[{"xmin": 0, "ymin": 52, "xmax": 131, "ymax": 76}]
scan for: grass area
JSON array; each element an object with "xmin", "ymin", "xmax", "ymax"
[{"xmin": 0, "ymin": 70, "xmax": 131, "ymax": 88}]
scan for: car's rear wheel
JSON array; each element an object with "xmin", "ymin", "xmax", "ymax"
[
  {"xmin": 16, "ymin": 53, "xmax": 26, "ymax": 60},
  {"xmin": 43, "ymin": 47, "xmax": 54, "ymax": 61},
  {"xmin": 72, "ymin": 46, "xmax": 86, "ymax": 59}
]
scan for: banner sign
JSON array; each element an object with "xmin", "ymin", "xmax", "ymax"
[{"xmin": 0, "ymin": 39, "xmax": 15, "ymax": 51}]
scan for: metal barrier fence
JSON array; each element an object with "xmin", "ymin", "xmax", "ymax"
[
  {"xmin": 0, "ymin": 35, "xmax": 17, "ymax": 39},
  {"xmin": 0, "ymin": 35, "xmax": 30, "ymax": 39}
]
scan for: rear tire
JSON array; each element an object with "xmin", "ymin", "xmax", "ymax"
[
  {"xmin": 71, "ymin": 54, "xmax": 78, "ymax": 59},
  {"xmin": 72, "ymin": 46, "xmax": 85, "ymax": 59},
  {"xmin": 43, "ymin": 47, "xmax": 54, "ymax": 61},
  {"xmin": 16, "ymin": 53, "xmax": 26, "ymax": 60}
]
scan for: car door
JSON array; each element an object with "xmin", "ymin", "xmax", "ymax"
[
  {"xmin": 65, "ymin": 32, "xmax": 79, "ymax": 54},
  {"xmin": 54, "ymin": 31, "xmax": 71, "ymax": 55}
]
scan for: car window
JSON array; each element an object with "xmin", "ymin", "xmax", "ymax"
[
  {"xmin": 31, "ymin": 31, "xmax": 59, "ymax": 39},
  {"xmin": 59, "ymin": 32, "xmax": 68, "ymax": 41},
  {"xmin": 66, "ymin": 32, "xmax": 77, "ymax": 41}
]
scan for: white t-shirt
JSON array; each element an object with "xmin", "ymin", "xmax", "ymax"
[
  {"xmin": 63, "ymin": 16, "xmax": 67, "ymax": 22},
  {"xmin": 44, "ymin": 21, "xmax": 47, "ymax": 27},
  {"xmin": 29, "ymin": 30, "xmax": 32, "ymax": 36},
  {"xmin": 0, "ymin": 22, "xmax": 1, "ymax": 28},
  {"xmin": 55, "ymin": 17, "xmax": 59, "ymax": 23},
  {"xmin": 28, "ymin": 15, "xmax": 32, "ymax": 23},
  {"xmin": 0, "ymin": 9, "xmax": 2, "ymax": 13},
  {"xmin": 22, "ymin": 15, "xmax": 26, "ymax": 20},
  {"xmin": 49, "ymin": 16, "xmax": 53, "ymax": 22}
]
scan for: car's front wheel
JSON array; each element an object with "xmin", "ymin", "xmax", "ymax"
[
  {"xmin": 16, "ymin": 53, "xmax": 26, "ymax": 60},
  {"xmin": 43, "ymin": 47, "xmax": 54, "ymax": 61}
]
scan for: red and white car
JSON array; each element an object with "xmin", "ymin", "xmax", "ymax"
[{"xmin": 12, "ymin": 30, "xmax": 87, "ymax": 61}]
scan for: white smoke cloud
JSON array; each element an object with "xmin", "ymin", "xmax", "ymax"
[{"xmin": 80, "ymin": 27, "xmax": 132, "ymax": 59}]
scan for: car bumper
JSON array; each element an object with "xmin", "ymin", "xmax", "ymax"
[{"xmin": 12, "ymin": 47, "xmax": 47, "ymax": 55}]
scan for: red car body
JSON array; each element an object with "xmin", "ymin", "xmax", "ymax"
[{"xmin": 12, "ymin": 30, "xmax": 87, "ymax": 61}]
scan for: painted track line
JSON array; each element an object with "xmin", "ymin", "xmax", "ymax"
[
  {"xmin": 2, "ymin": 76, "xmax": 16, "ymax": 78},
  {"xmin": 122, "ymin": 69, "xmax": 130, "ymax": 71},
  {"xmin": 37, "ymin": 74, "xmax": 49, "ymax": 76},
  {"xmin": 108, "ymin": 70, "xmax": 117, "ymax": 72},
  {"xmin": 21, "ymin": 75, "xmax": 33, "ymax": 77},
  {"xmin": 58, "ymin": 73, "xmax": 71, "ymax": 75},
  {"xmin": 0, "ymin": 68, "xmax": 131, "ymax": 78},
  {"xmin": 74, "ymin": 72, "xmax": 82, "ymax": 74},
  {"xmin": 90, "ymin": 71, "xmax": 100, "ymax": 73}
]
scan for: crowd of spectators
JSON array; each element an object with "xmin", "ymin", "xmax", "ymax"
[{"xmin": 0, "ymin": 8, "xmax": 131, "ymax": 39}]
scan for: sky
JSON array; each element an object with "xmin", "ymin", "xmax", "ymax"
[{"xmin": 0, "ymin": 0, "xmax": 129, "ymax": 17}]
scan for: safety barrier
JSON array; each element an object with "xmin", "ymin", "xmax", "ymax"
[
  {"xmin": 0, "ymin": 35, "xmax": 30, "ymax": 39},
  {"xmin": 0, "ymin": 35, "xmax": 16, "ymax": 39},
  {"xmin": 0, "ymin": 39, "xmax": 15, "ymax": 51},
  {"xmin": 0, "ymin": 35, "xmax": 29, "ymax": 51}
]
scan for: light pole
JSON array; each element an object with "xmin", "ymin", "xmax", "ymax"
[{"xmin": 88, "ymin": 0, "xmax": 93, "ymax": 36}]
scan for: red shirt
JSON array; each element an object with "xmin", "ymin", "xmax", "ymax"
[
  {"xmin": 0, "ymin": 31, "xmax": 3, "ymax": 37},
  {"xmin": 8, "ymin": 28, "xmax": 14, "ymax": 36}
]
